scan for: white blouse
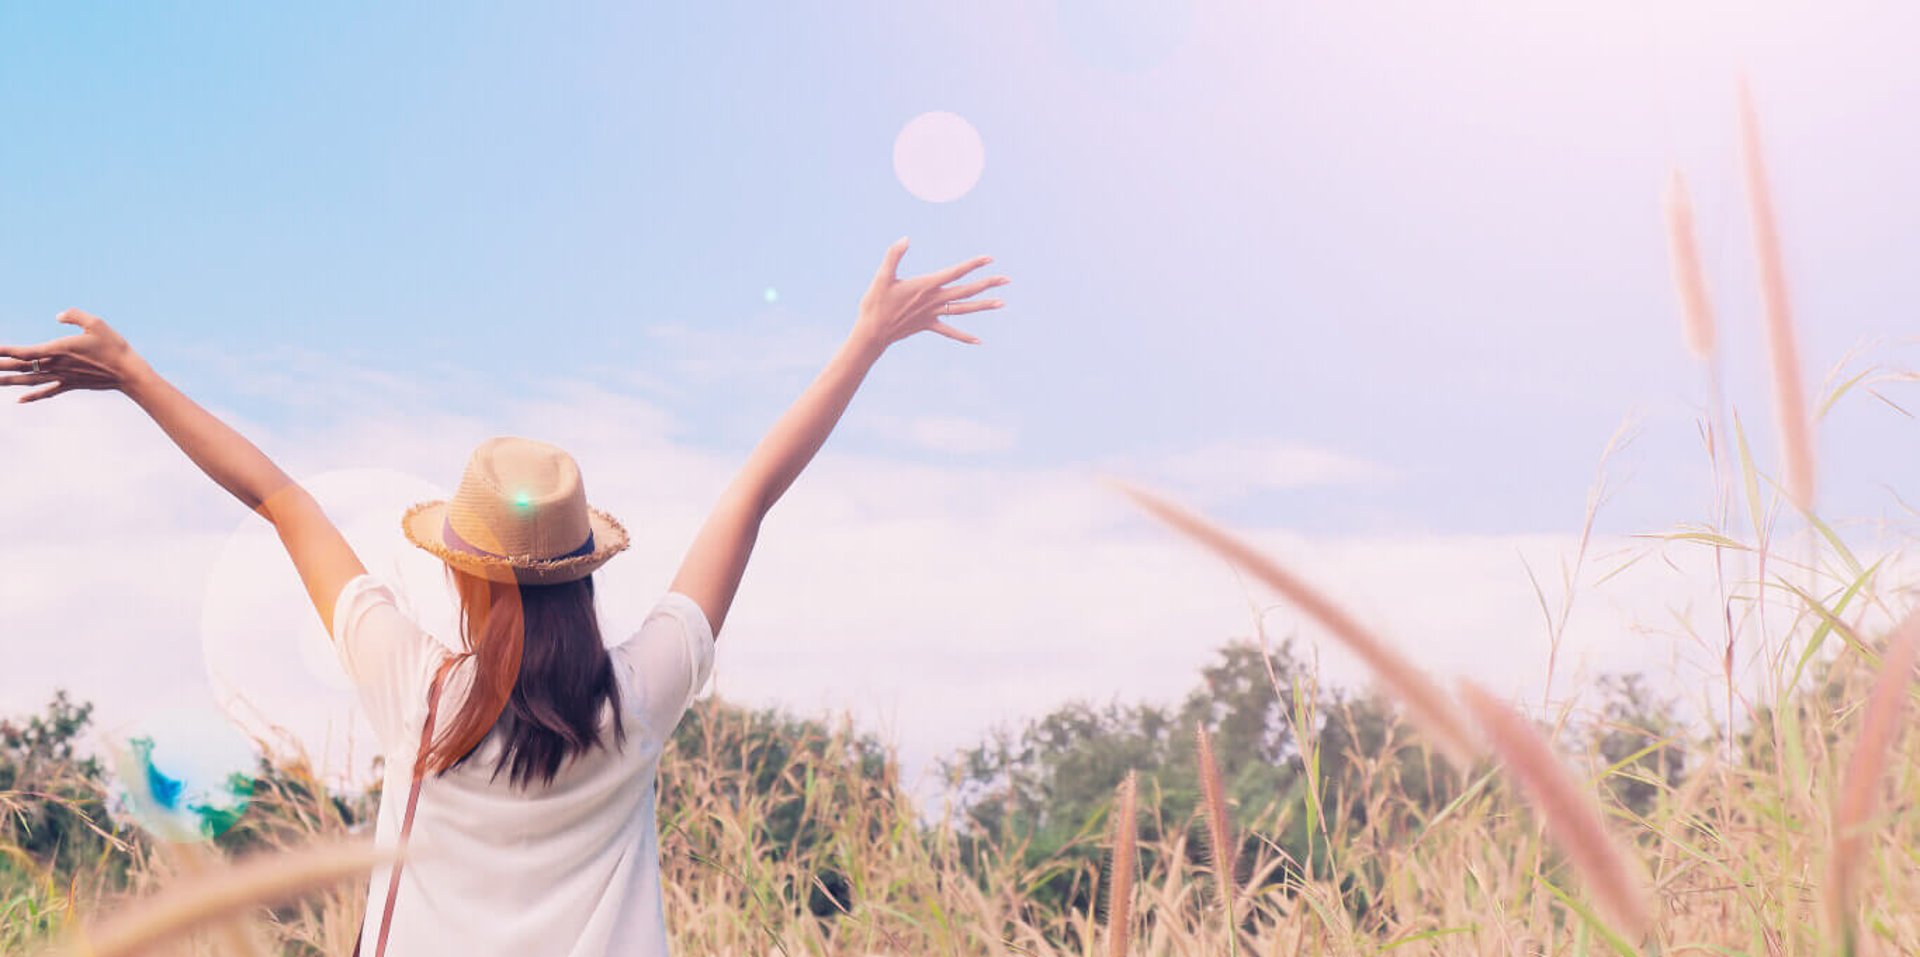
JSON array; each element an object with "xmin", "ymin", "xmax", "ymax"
[{"xmin": 330, "ymin": 573, "xmax": 715, "ymax": 956}]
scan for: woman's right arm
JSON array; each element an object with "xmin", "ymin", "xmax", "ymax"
[
  {"xmin": 1, "ymin": 310, "xmax": 368, "ymax": 636},
  {"xmin": 668, "ymin": 238, "xmax": 1009, "ymax": 636}
]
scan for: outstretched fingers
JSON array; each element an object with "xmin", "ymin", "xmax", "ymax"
[
  {"xmin": 0, "ymin": 343, "xmax": 49, "ymax": 362},
  {"xmin": 928, "ymin": 321, "xmax": 980, "ymax": 345},
  {"xmin": 927, "ymin": 255, "xmax": 993, "ymax": 287},
  {"xmin": 936, "ymin": 298, "xmax": 1004, "ymax": 316},
  {"xmin": 940, "ymin": 275, "xmax": 1010, "ymax": 303},
  {"xmin": 927, "ymin": 267, "xmax": 1008, "ymax": 342},
  {"xmin": 15, "ymin": 382, "xmax": 69, "ymax": 404},
  {"xmin": 873, "ymin": 237, "xmax": 911, "ymax": 286},
  {"xmin": 57, "ymin": 308, "xmax": 102, "ymax": 330},
  {"xmin": 0, "ymin": 368, "xmax": 66, "ymax": 403},
  {"xmin": 1, "ymin": 311, "xmax": 124, "ymax": 402}
]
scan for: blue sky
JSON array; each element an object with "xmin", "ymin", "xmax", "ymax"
[
  {"xmin": 5, "ymin": 2, "xmax": 1920, "ymax": 795},
  {"xmin": 6, "ymin": 2, "xmax": 1918, "ymax": 538}
]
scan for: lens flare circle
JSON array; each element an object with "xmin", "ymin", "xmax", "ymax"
[
  {"xmin": 201, "ymin": 468, "xmax": 458, "ymax": 770},
  {"xmin": 104, "ymin": 705, "xmax": 258, "ymax": 843},
  {"xmin": 892, "ymin": 112, "xmax": 985, "ymax": 204}
]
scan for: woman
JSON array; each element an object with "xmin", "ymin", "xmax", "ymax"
[{"xmin": 0, "ymin": 237, "xmax": 1008, "ymax": 956}]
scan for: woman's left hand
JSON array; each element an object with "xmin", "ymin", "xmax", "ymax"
[
  {"xmin": 852, "ymin": 238, "xmax": 1009, "ymax": 352},
  {"xmin": 0, "ymin": 309, "xmax": 149, "ymax": 403}
]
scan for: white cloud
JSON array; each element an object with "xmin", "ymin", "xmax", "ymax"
[
  {"xmin": 906, "ymin": 415, "xmax": 1016, "ymax": 454},
  {"xmin": 169, "ymin": 342, "xmax": 441, "ymax": 409},
  {"xmin": 640, "ymin": 316, "xmax": 845, "ymax": 386},
  {"xmin": 852, "ymin": 412, "xmax": 1018, "ymax": 455},
  {"xmin": 2, "ymin": 356, "xmax": 1910, "ymax": 815},
  {"xmin": 1137, "ymin": 441, "xmax": 1392, "ymax": 498}
]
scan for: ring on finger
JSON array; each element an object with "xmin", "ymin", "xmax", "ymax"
[{"xmin": 29, "ymin": 358, "xmax": 44, "ymax": 374}]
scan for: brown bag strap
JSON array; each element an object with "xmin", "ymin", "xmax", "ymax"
[{"xmin": 356, "ymin": 657, "xmax": 455, "ymax": 957}]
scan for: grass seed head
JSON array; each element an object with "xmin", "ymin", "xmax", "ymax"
[
  {"xmin": 1195, "ymin": 725, "xmax": 1236, "ymax": 914},
  {"xmin": 1826, "ymin": 606, "xmax": 1920, "ymax": 943},
  {"xmin": 1107, "ymin": 478, "xmax": 1479, "ymax": 770},
  {"xmin": 1456, "ymin": 679, "xmax": 1651, "ymax": 940},
  {"xmin": 1738, "ymin": 76, "xmax": 1816, "ymax": 514},
  {"xmin": 51, "ymin": 840, "xmax": 394, "ymax": 957},
  {"xmin": 1664, "ymin": 167, "xmax": 1718, "ymax": 362},
  {"xmin": 1106, "ymin": 769, "xmax": 1138, "ymax": 957}
]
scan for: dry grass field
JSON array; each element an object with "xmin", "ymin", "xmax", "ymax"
[{"xmin": 5, "ymin": 88, "xmax": 1919, "ymax": 957}]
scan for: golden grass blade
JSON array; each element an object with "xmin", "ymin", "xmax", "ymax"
[
  {"xmin": 1456, "ymin": 679, "xmax": 1650, "ymax": 939},
  {"xmin": 163, "ymin": 841, "xmax": 265, "ymax": 957},
  {"xmin": 1105, "ymin": 769, "xmax": 1137, "ymax": 957},
  {"xmin": 1738, "ymin": 76, "xmax": 1816, "ymax": 514},
  {"xmin": 1825, "ymin": 605, "xmax": 1920, "ymax": 945},
  {"xmin": 1195, "ymin": 725, "xmax": 1237, "ymax": 914},
  {"xmin": 52, "ymin": 840, "xmax": 392, "ymax": 957},
  {"xmin": 1663, "ymin": 168, "xmax": 1718, "ymax": 362},
  {"xmin": 1107, "ymin": 478, "xmax": 1478, "ymax": 769}
]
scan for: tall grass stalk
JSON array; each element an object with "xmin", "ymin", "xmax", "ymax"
[
  {"xmin": 1664, "ymin": 163, "xmax": 1742, "ymax": 759},
  {"xmin": 8, "ymin": 107, "xmax": 1920, "ymax": 953},
  {"xmin": 1826, "ymin": 606, "xmax": 1920, "ymax": 950},
  {"xmin": 159, "ymin": 840, "xmax": 264, "ymax": 957},
  {"xmin": 1104, "ymin": 770, "xmax": 1136, "ymax": 957},
  {"xmin": 50, "ymin": 840, "xmax": 390, "ymax": 957},
  {"xmin": 1456, "ymin": 680, "xmax": 1651, "ymax": 940},
  {"xmin": 1194, "ymin": 724, "xmax": 1238, "ymax": 957},
  {"xmin": 1664, "ymin": 168, "xmax": 1718, "ymax": 363},
  {"xmin": 1738, "ymin": 76, "xmax": 1816, "ymax": 516},
  {"xmin": 1107, "ymin": 478, "xmax": 1480, "ymax": 771}
]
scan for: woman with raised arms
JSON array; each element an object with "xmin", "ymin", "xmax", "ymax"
[{"xmin": 0, "ymin": 238, "xmax": 1009, "ymax": 957}]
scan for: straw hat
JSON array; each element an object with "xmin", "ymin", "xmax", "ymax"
[{"xmin": 402, "ymin": 436, "xmax": 629, "ymax": 585}]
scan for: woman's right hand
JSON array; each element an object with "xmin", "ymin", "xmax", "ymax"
[
  {"xmin": 851, "ymin": 237, "xmax": 1009, "ymax": 352},
  {"xmin": 0, "ymin": 309, "xmax": 152, "ymax": 403}
]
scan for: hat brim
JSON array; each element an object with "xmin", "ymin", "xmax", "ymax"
[{"xmin": 401, "ymin": 500, "xmax": 630, "ymax": 586}]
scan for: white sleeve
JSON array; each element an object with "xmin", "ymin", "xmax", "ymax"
[
  {"xmin": 331, "ymin": 574, "xmax": 442, "ymax": 752},
  {"xmin": 616, "ymin": 591, "xmax": 716, "ymax": 740}
]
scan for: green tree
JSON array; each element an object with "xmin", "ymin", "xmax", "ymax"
[
  {"xmin": 1587, "ymin": 672, "xmax": 1689, "ymax": 818},
  {"xmin": 943, "ymin": 638, "xmax": 1319, "ymax": 917},
  {"xmin": 663, "ymin": 699, "xmax": 892, "ymax": 920},
  {"xmin": 0, "ymin": 691, "xmax": 124, "ymax": 880}
]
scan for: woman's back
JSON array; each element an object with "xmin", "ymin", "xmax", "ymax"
[
  {"xmin": 334, "ymin": 574, "xmax": 715, "ymax": 957},
  {"xmin": 10, "ymin": 243, "xmax": 1004, "ymax": 954}
]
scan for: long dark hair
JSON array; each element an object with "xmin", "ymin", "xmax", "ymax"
[{"xmin": 417, "ymin": 568, "xmax": 626, "ymax": 788}]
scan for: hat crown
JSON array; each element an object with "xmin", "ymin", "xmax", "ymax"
[{"xmin": 444, "ymin": 436, "xmax": 593, "ymax": 560}]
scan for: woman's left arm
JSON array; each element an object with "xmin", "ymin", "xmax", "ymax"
[{"xmin": 1, "ymin": 309, "xmax": 366, "ymax": 633}]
